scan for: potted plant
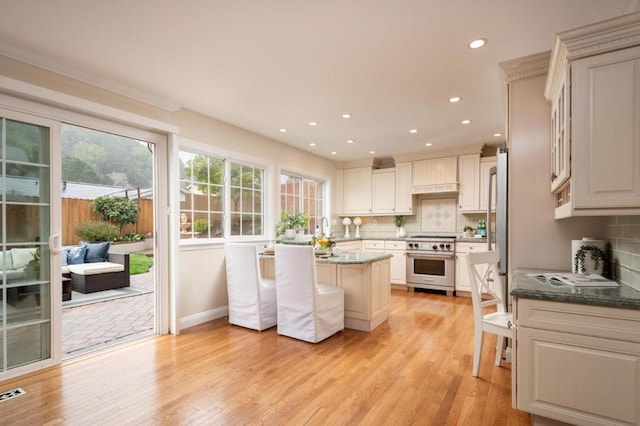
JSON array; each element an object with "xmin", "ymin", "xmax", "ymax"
[
  {"xmin": 276, "ymin": 211, "xmax": 309, "ymax": 239},
  {"xmin": 394, "ymin": 215, "xmax": 406, "ymax": 238},
  {"xmin": 573, "ymin": 245, "xmax": 606, "ymax": 275},
  {"xmin": 463, "ymin": 225, "xmax": 475, "ymax": 238},
  {"xmin": 25, "ymin": 246, "xmax": 40, "ymax": 280}
]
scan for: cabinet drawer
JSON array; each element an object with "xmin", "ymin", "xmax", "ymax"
[
  {"xmin": 335, "ymin": 241, "xmax": 362, "ymax": 252},
  {"xmin": 363, "ymin": 240, "xmax": 384, "ymax": 250},
  {"xmin": 384, "ymin": 240, "xmax": 406, "ymax": 251},
  {"xmin": 517, "ymin": 298, "xmax": 640, "ymax": 343},
  {"xmin": 455, "ymin": 242, "xmax": 488, "ymax": 254}
]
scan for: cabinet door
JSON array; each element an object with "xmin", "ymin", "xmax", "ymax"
[
  {"xmin": 395, "ymin": 162, "xmax": 413, "ymax": 214},
  {"xmin": 334, "ymin": 169, "xmax": 344, "ymax": 215},
  {"xmin": 479, "ymin": 157, "xmax": 496, "ymax": 212},
  {"xmin": 517, "ymin": 326, "xmax": 640, "ymax": 425},
  {"xmin": 454, "ymin": 243, "xmax": 488, "ymax": 294},
  {"xmin": 344, "ymin": 167, "xmax": 372, "ymax": 214},
  {"xmin": 572, "ymin": 46, "xmax": 640, "ymax": 209},
  {"xmin": 458, "ymin": 154, "xmax": 480, "ymax": 212},
  {"xmin": 550, "ymin": 72, "xmax": 571, "ymax": 193},
  {"xmin": 371, "ymin": 169, "xmax": 395, "ymax": 214},
  {"xmin": 412, "ymin": 157, "xmax": 458, "ymax": 190}
]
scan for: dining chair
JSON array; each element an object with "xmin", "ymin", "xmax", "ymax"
[
  {"xmin": 274, "ymin": 244, "xmax": 344, "ymax": 343},
  {"xmin": 465, "ymin": 250, "xmax": 513, "ymax": 377},
  {"xmin": 224, "ymin": 243, "xmax": 277, "ymax": 331}
]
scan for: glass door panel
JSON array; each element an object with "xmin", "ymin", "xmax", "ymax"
[{"xmin": 1, "ymin": 115, "xmax": 53, "ymax": 374}]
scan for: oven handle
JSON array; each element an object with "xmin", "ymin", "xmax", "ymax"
[{"xmin": 406, "ymin": 252, "xmax": 455, "ymax": 260}]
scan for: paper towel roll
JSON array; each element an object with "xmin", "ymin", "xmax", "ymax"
[{"xmin": 571, "ymin": 237, "xmax": 606, "ymax": 274}]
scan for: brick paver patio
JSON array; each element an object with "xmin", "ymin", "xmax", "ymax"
[{"xmin": 62, "ymin": 266, "xmax": 156, "ymax": 358}]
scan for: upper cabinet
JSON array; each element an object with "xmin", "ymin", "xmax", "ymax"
[
  {"xmin": 545, "ymin": 13, "xmax": 640, "ymax": 218},
  {"xmin": 394, "ymin": 162, "xmax": 413, "ymax": 214},
  {"xmin": 371, "ymin": 169, "xmax": 395, "ymax": 214},
  {"xmin": 343, "ymin": 166, "xmax": 374, "ymax": 215},
  {"xmin": 458, "ymin": 154, "xmax": 480, "ymax": 212}
]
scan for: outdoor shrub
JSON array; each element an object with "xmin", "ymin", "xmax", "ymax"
[
  {"xmin": 75, "ymin": 221, "xmax": 119, "ymax": 242},
  {"xmin": 193, "ymin": 218, "xmax": 211, "ymax": 234},
  {"xmin": 117, "ymin": 232, "xmax": 145, "ymax": 242},
  {"xmin": 91, "ymin": 196, "xmax": 138, "ymax": 234}
]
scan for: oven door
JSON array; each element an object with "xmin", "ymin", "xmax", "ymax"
[{"xmin": 406, "ymin": 252, "xmax": 455, "ymax": 294}]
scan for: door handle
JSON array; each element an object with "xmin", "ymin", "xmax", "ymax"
[{"xmin": 49, "ymin": 233, "xmax": 62, "ymax": 254}]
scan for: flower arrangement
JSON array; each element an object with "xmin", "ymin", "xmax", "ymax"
[{"xmin": 310, "ymin": 235, "xmax": 334, "ymax": 250}]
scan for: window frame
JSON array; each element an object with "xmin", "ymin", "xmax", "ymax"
[
  {"xmin": 279, "ymin": 170, "xmax": 329, "ymax": 235},
  {"xmin": 178, "ymin": 138, "xmax": 272, "ymax": 245}
]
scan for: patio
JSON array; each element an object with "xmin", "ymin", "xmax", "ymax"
[{"xmin": 62, "ymin": 265, "xmax": 155, "ymax": 358}]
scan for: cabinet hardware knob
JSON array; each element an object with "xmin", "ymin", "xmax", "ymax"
[{"xmin": 551, "ymin": 172, "xmax": 557, "ymax": 182}]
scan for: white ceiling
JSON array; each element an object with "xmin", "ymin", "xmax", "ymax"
[{"xmin": 0, "ymin": 1, "xmax": 636, "ymax": 161}]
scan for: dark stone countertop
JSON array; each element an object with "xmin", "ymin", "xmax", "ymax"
[{"xmin": 511, "ymin": 269, "xmax": 640, "ymax": 310}]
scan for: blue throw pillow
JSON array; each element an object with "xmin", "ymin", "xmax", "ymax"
[
  {"xmin": 80, "ymin": 241, "xmax": 111, "ymax": 263},
  {"xmin": 67, "ymin": 246, "xmax": 87, "ymax": 265},
  {"xmin": 61, "ymin": 247, "xmax": 70, "ymax": 266}
]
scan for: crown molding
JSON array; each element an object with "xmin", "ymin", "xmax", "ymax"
[
  {"xmin": 0, "ymin": 44, "xmax": 182, "ymax": 112},
  {"xmin": 392, "ymin": 143, "xmax": 484, "ymax": 164}
]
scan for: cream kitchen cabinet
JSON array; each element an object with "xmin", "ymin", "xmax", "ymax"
[
  {"xmin": 343, "ymin": 166, "xmax": 373, "ymax": 215},
  {"xmin": 334, "ymin": 240, "xmax": 361, "ymax": 253},
  {"xmin": 545, "ymin": 15, "xmax": 640, "ymax": 217},
  {"xmin": 458, "ymin": 154, "xmax": 480, "ymax": 212},
  {"xmin": 385, "ymin": 240, "xmax": 406, "ymax": 285},
  {"xmin": 334, "ymin": 169, "xmax": 344, "ymax": 215},
  {"xmin": 454, "ymin": 242, "xmax": 489, "ymax": 294},
  {"xmin": 363, "ymin": 240, "xmax": 405, "ymax": 285},
  {"xmin": 412, "ymin": 156, "xmax": 458, "ymax": 194},
  {"xmin": 371, "ymin": 169, "xmax": 396, "ymax": 214},
  {"xmin": 394, "ymin": 162, "xmax": 413, "ymax": 214},
  {"xmin": 479, "ymin": 157, "xmax": 496, "ymax": 212},
  {"xmin": 514, "ymin": 298, "xmax": 640, "ymax": 425}
]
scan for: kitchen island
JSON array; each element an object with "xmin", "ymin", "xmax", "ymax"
[
  {"xmin": 260, "ymin": 252, "xmax": 392, "ymax": 332},
  {"xmin": 511, "ymin": 270, "xmax": 640, "ymax": 425}
]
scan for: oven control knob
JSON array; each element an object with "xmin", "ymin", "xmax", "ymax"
[
  {"xmin": 408, "ymin": 243, "xmax": 413, "ymax": 249},
  {"xmin": 432, "ymin": 245, "xmax": 438, "ymax": 250},
  {"xmin": 439, "ymin": 243, "xmax": 445, "ymax": 249},
  {"xmin": 445, "ymin": 243, "xmax": 451, "ymax": 250}
]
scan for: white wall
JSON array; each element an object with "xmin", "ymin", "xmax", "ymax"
[
  {"xmin": 508, "ymin": 69, "xmax": 605, "ymax": 272},
  {"xmin": 0, "ymin": 55, "xmax": 338, "ymax": 330}
]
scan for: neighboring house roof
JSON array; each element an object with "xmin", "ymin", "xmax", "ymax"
[{"xmin": 62, "ymin": 181, "xmax": 153, "ymax": 200}]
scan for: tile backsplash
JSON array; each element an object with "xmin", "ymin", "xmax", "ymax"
[{"xmin": 605, "ymin": 216, "xmax": 640, "ymax": 290}]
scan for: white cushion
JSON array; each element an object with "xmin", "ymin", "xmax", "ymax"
[
  {"xmin": 68, "ymin": 262, "xmax": 124, "ymax": 276},
  {"xmin": 61, "ymin": 265, "xmax": 71, "ymax": 275},
  {"xmin": 11, "ymin": 248, "xmax": 36, "ymax": 269},
  {"xmin": 0, "ymin": 251, "xmax": 13, "ymax": 270}
]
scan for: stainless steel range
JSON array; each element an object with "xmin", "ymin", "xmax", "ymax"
[{"xmin": 405, "ymin": 235, "xmax": 456, "ymax": 296}]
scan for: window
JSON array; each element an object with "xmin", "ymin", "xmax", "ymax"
[
  {"xmin": 179, "ymin": 150, "xmax": 264, "ymax": 240},
  {"xmin": 280, "ymin": 173, "xmax": 324, "ymax": 233}
]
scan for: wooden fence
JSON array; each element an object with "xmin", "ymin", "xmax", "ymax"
[{"xmin": 62, "ymin": 198, "xmax": 154, "ymax": 245}]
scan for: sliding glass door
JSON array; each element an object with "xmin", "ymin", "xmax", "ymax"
[{"xmin": 1, "ymin": 109, "xmax": 59, "ymax": 376}]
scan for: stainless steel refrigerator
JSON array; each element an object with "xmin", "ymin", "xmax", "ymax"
[{"xmin": 487, "ymin": 146, "xmax": 508, "ymax": 309}]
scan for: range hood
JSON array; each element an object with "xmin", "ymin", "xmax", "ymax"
[{"xmin": 411, "ymin": 182, "xmax": 458, "ymax": 194}]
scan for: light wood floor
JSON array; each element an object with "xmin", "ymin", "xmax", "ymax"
[{"xmin": 1, "ymin": 290, "xmax": 531, "ymax": 425}]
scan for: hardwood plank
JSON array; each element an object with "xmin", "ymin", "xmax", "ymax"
[{"xmin": 0, "ymin": 290, "xmax": 530, "ymax": 425}]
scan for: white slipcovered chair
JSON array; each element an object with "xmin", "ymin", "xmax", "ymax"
[
  {"xmin": 224, "ymin": 243, "xmax": 277, "ymax": 331},
  {"xmin": 275, "ymin": 244, "xmax": 344, "ymax": 343},
  {"xmin": 465, "ymin": 250, "xmax": 513, "ymax": 377}
]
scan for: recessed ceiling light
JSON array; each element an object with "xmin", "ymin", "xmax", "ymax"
[
  {"xmin": 469, "ymin": 38, "xmax": 487, "ymax": 49},
  {"xmin": 331, "ymin": 151, "xmax": 337, "ymax": 155},
  {"xmin": 493, "ymin": 132, "xmax": 503, "ymax": 137},
  {"xmin": 342, "ymin": 113, "xmax": 352, "ymax": 119},
  {"xmin": 369, "ymin": 151, "xmax": 376, "ymax": 154},
  {"xmin": 309, "ymin": 121, "xmax": 318, "ymax": 126},
  {"xmin": 346, "ymin": 139, "xmax": 354, "ymax": 144},
  {"xmin": 449, "ymin": 96, "xmax": 461, "ymax": 103},
  {"xmin": 425, "ymin": 143, "xmax": 433, "ymax": 147},
  {"xmin": 409, "ymin": 129, "xmax": 418, "ymax": 134},
  {"xmin": 309, "ymin": 142, "xmax": 317, "ymax": 147},
  {"xmin": 461, "ymin": 119, "xmax": 472, "ymax": 125},
  {"xmin": 279, "ymin": 128, "xmax": 287, "ymax": 133}
]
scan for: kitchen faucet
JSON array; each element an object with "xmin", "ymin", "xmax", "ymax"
[{"xmin": 321, "ymin": 216, "xmax": 330, "ymax": 237}]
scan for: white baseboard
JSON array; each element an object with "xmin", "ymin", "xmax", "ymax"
[{"xmin": 179, "ymin": 306, "xmax": 229, "ymax": 331}]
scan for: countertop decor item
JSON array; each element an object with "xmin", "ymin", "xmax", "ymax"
[
  {"xmin": 571, "ymin": 238, "xmax": 606, "ymax": 275},
  {"xmin": 276, "ymin": 211, "xmax": 309, "ymax": 240},
  {"xmin": 394, "ymin": 215, "xmax": 406, "ymax": 238},
  {"xmin": 353, "ymin": 217, "xmax": 362, "ymax": 238},
  {"xmin": 342, "ymin": 217, "xmax": 352, "ymax": 238}
]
